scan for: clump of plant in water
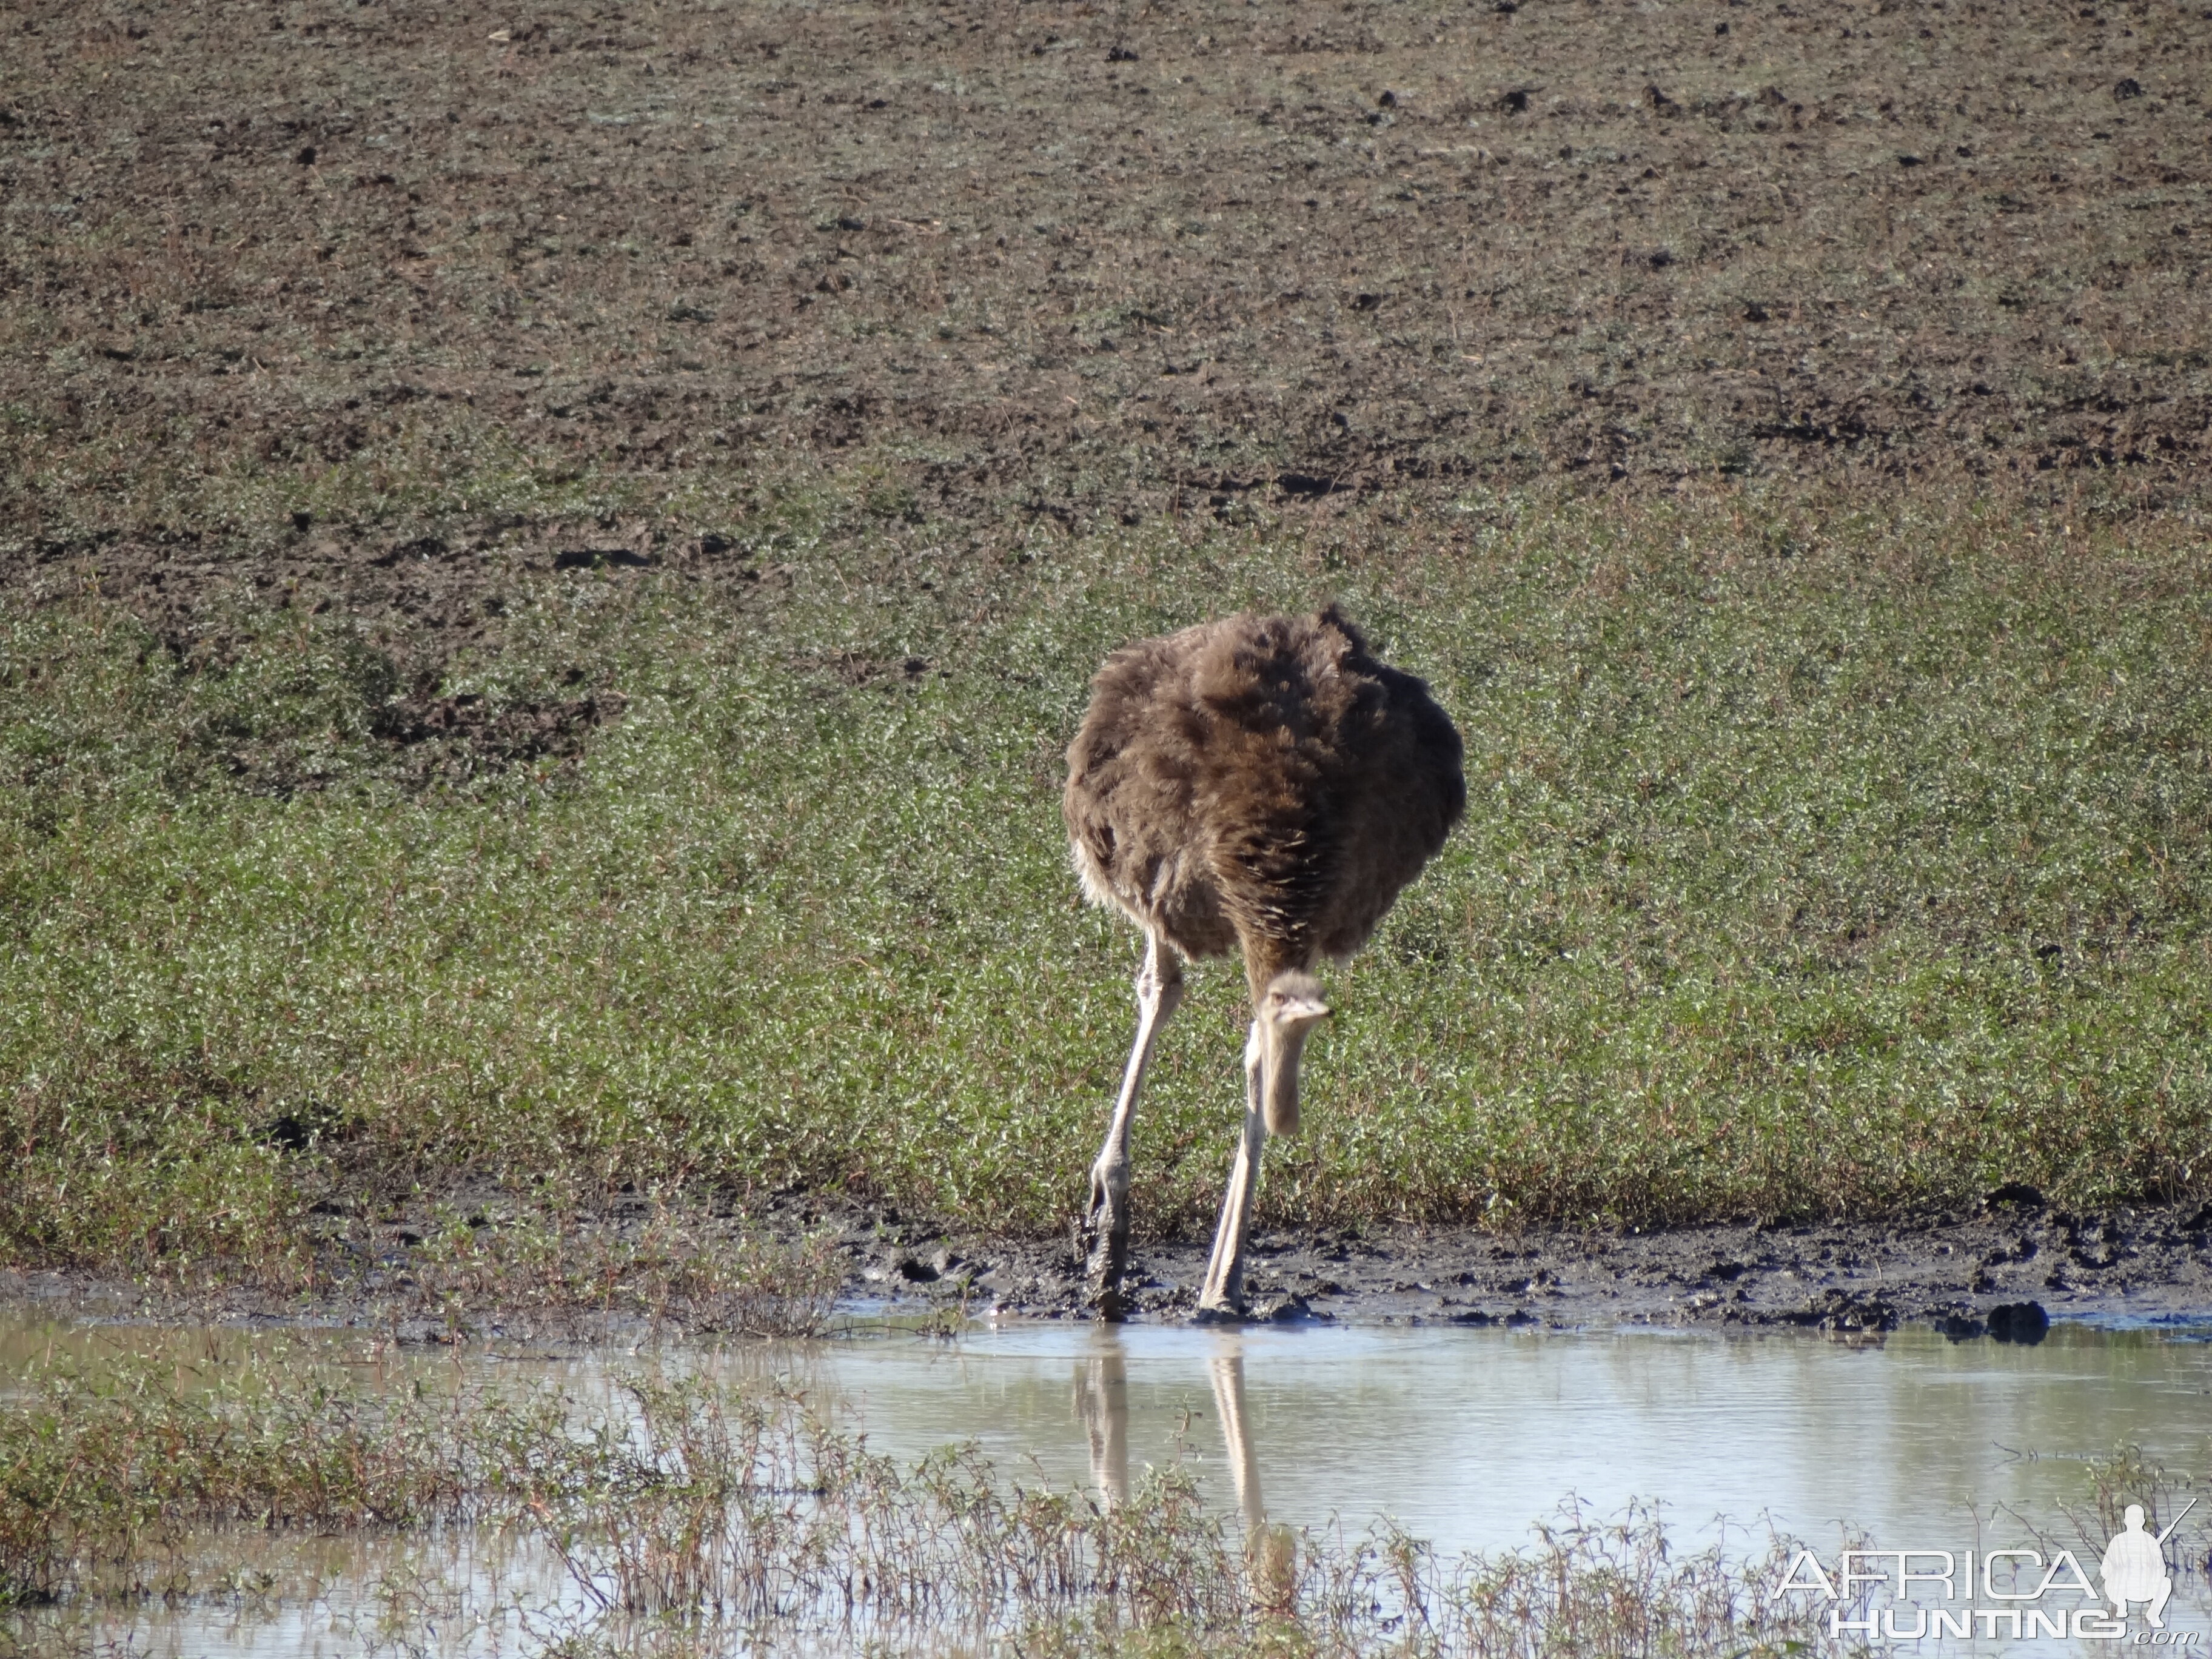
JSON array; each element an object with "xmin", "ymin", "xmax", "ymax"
[
  {"xmin": 0, "ymin": 1355, "xmax": 557, "ymax": 1607},
  {"xmin": 498, "ymin": 1375, "xmax": 1842, "ymax": 1655},
  {"xmin": 2050, "ymin": 1441, "xmax": 2208, "ymax": 1577},
  {"xmin": 2, "ymin": 1358, "xmax": 1844, "ymax": 1655}
]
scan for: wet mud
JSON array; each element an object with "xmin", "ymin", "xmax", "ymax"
[
  {"xmin": 857, "ymin": 1195, "xmax": 2212, "ymax": 1337},
  {"xmin": 12, "ymin": 1196, "xmax": 2210, "ymax": 1346}
]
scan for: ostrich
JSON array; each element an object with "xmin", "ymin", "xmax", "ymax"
[{"xmin": 1063, "ymin": 606, "xmax": 1465, "ymax": 1318}]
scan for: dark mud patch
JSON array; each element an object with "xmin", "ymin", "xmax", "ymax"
[
  {"xmin": 13, "ymin": 1198, "xmax": 2211, "ymax": 1347},
  {"xmin": 368, "ymin": 685, "xmax": 627, "ymax": 788},
  {"xmin": 870, "ymin": 1199, "xmax": 2212, "ymax": 1337},
  {"xmin": 13, "ymin": 517, "xmax": 704, "ymax": 672}
]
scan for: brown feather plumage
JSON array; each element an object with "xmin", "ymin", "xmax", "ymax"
[{"xmin": 1064, "ymin": 605, "xmax": 1465, "ymax": 998}]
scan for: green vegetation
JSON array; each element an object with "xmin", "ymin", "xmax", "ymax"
[
  {"xmin": 7, "ymin": 484, "xmax": 2210, "ymax": 1284},
  {"xmin": 0, "ymin": 1352, "xmax": 543, "ymax": 1607},
  {"xmin": 1, "ymin": 1354, "xmax": 1832, "ymax": 1655}
]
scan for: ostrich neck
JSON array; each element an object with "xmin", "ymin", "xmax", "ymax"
[{"xmin": 1261, "ymin": 1019, "xmax": 1315, "ymax": 1136}]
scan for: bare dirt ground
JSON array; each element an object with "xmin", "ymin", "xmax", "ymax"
[{"xmin": 7, "ymin": 0, "xmax": 2211, "ymax": 669}]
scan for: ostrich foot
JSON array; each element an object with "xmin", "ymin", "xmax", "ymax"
[{"xmin": 1081, "ymin": 1170, "xmax": 1130, "ymax": 1320}]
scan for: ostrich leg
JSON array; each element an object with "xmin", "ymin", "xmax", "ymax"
[
  {"xmin": 1077, "ymin": 1333, "xmax": 1130, "ymax": 1509},
  {"xmin": 1207, "ymin": 1342, "xmax": 1265, "ymax": 1535},
  {"xmin": 1198, "ymin": 1020, "xmax": 1269, "ymax": 1315},
  {"xmin": 1081, "ymin": 931, "xmax": 1183, "ymax": 1318}
]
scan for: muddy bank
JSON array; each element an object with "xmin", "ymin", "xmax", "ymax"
[
  {"xmin": 887, "ymin": 1196, "xmax": 2212, "ymax": 1336},
  {"xmin": 9, "ymin": 1194, "xmax": 2211, "ymax": 1345}
]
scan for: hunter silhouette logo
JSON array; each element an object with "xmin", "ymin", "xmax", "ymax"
[
  {"xmin": 2103, "ymin": 1500, "xmax": 2195, "ymax": 1631},
  {"xmin": 1774, "ymin": 1497, "xmax": 2203, "ymax": 1643}
]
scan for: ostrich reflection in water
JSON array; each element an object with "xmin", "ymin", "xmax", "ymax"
[{"xmin": 1074, "ymin": 1329, "xmax": 1265, "ymax": 1538}]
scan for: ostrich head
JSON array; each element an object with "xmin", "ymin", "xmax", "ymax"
[{"xmin": 1254, "ymin": 970, "xmax": 1330, "ymax": 1137}]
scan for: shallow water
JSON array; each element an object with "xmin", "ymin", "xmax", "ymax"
[{"xmin": 7, "ymin": 1307, "xmax": 2211, "ymax": 1654}]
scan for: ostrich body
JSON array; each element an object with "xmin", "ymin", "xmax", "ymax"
[{"xmin": 1063, "ymin": 606, "xmax": 1465, "ymax": 1317}]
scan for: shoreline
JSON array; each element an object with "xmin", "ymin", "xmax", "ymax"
[{"xmin": 7, "ymin": 1198, "xmax": 2208, "ymax": 1344}]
